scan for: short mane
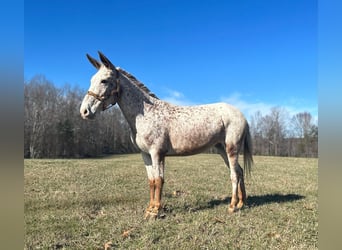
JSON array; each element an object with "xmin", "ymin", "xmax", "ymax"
[{"xmin": 118, "ymin": 68, "xmax": 159, "ymax": 99}]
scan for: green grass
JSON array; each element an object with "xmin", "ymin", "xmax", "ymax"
[{"xmin": 25, "ymin": 154, "xmax": 318, "ymax": 249}]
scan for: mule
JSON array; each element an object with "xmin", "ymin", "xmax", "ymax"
[{"xmin": 80, "ymin": 51, "xmax": 253, "ymax": 218}]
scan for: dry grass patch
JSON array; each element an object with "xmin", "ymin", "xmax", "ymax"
[{"xmin": 25, "ymin": 154, "xmax": 317, "ymax": 249}]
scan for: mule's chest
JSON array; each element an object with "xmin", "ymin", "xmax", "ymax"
[{"xmin": 134, "ymin": 116, "xmax": 169, "ymax": 153}]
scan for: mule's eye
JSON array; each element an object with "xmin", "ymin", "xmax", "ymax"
[{"xmin": 101, "ymin": 80, "xmax": 108, "ymax": 84}]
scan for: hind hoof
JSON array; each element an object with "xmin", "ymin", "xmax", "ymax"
[
  {"xmin": 228, "ymin": 205, "xmax": 237, "ymax": 214},
  {"xmin": 237, "ymin": 201, "xmax": 245, "ymax": 209}
]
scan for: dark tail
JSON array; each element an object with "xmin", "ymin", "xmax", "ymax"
[{"xmin": 243, "ymin": 123, "xmax": 253, "ymax": 177}]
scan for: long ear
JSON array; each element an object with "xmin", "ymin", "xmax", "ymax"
[
  {"xmin": 98, "ymin": 51, "xmax": 115, "ymax": 70},
  {"xmin": 86, "ymin": 54, "xmax": 101, "ymax": 69}
]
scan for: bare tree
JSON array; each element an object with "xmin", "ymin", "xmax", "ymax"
[
  {"xmin": 249, "ymin": 108, "xmax": 318, "ymax": 157},
  {"xmin": 250, "ymin": 111, "xmax": 265, "ymax": 155},
  {"xmin": 260, "ymin": 107, "xmax": 288, "ymax": 156},
  {"xmin": 25, "ymin": 75, "xmax": 139, "ymax": 158},
  {"xmin": 291, "ymin": 112, "xmax": 318, "ymax": 157},
  {"xmin": 24, "ymin": 75, "xmax": 60, "ymax": 158}
]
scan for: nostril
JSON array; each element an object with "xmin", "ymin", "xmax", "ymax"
[
  {"xmin": 81, "ymin": 108, "xmax": 90, "ymax": 118},
  {"xmin": 81, "ymin": 107, "xmax": 95, "ymax": 119}
]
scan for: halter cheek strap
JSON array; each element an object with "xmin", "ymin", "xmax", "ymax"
[{"xmin": 87, "ymin": 72, "xmax": 120, "ymax": 111}]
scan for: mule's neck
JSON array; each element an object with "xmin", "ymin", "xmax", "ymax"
[{"xmin": 116, "ymin": 75, "xmax": 157, "ymax": 133}]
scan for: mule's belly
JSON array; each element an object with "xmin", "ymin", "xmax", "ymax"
[{"xmin": 166, "ymin": 140, "xmax": 219, "ymax": 156}]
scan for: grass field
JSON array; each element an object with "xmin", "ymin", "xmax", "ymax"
[{"xmin": 24, "ymin": 154, "xmax": 317, "ymax": 249}]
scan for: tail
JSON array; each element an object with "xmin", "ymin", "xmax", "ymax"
[{"xmin": 243, "ymin": 123, "xmax": 253, "ymax": 177}]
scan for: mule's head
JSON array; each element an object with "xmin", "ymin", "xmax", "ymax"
[{"xmin": 80, "ymin": 52, "xmax": 120, "ymax": 119}]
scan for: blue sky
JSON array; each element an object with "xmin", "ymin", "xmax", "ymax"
[{"xmin": 25, "ymin": 0, "xmax": 317, "ymax": 120}]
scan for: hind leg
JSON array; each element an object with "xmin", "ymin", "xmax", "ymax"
[
  {"xmin": 216, "ymin": 143, "xmax": 246, "ymax": 211},
  {"xmin": 236, "ymin": 163, "xmax": 246, "ymax": 209},
  {"xmin": 216, "ymin": 143, "xmax": 246, "ymax": 212},
  {"xmin": 226, "ymin": 144, "xmax": 246, "ymax": 213}
]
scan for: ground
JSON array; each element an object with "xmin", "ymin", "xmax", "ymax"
[{"xmin": 25, "ymin": 154, "xmax": 318, "ymax": 249}]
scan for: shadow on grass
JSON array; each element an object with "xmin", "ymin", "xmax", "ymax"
[{"xmin": 207, "ymin": 193, "xmax": 305, "ymax": 209}]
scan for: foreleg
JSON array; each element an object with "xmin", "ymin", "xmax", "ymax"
[{"xmin": 142, "ymin": 152, "xmax": 165, "ymax": 219}]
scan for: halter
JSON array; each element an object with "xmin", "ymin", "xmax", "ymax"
[{"xmin": 87, "ymin": 70, "xmax": 120, "ymax": 111}]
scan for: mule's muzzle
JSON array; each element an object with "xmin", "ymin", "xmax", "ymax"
[{"xmin": 80, "ymin": 107, "xmax": 95, "ymax": 120}]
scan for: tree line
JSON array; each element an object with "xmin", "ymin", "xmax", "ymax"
[
  {"xmin": 24, "ymin": 75, "xmax": 138, "ymax": 158},
  {"xmin": 24, "ymin": 75, "xmax": 317, "ymax": 158},
  {"xmin": 249, "ymin": 108, "xmax": 317, "ymax": 157}
]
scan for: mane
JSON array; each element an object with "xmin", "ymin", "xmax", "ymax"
[{"xmin": 118, "ymin": 68, "xmax": 159, "ymax": 99}]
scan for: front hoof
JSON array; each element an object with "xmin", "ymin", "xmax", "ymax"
[
  {"xmin": 144, "ymin": 211, "xmax": 151, "ymax": 220},
  {"xmin": 144, "ymin": 206, "xmax": 153, "ymax": 220},
  {"xmin": 144, "ymin": 208, "xmax": 159, "ymax": 220},
  {"xmin": 150, "ymin": 207, "xmax": 160, "ymax": 218},
  {"xmin": 144, "ymin": 211, "xmax": 158, "ymax": 220},
  {"xmin": 149, "ymin": 212, "xmax": 158, "ymax": 219}
]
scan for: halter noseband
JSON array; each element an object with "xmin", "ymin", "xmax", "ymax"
[{"xmin": 87, "ymin": 70, "xmax": 120, "ymax": 111}]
